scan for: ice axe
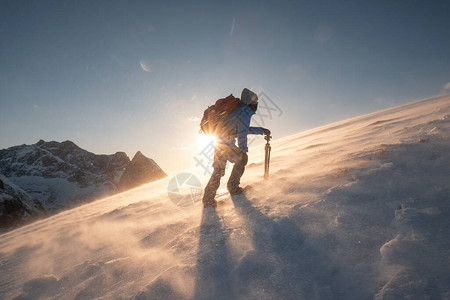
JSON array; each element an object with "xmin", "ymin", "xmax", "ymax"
[{"xmin": 264, "ymin": 133, "xmax": 272, "ymax": 180}]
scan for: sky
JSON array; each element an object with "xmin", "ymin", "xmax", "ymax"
[{"xmin": 1, "ymin": 0, "xmax": 449, "ymax": 173}]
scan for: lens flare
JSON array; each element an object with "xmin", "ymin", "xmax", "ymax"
[
  {"xmin": 140, "ymin": 59, "xmax": 152, "ymax": 72},
  {"xmin": 196, "ymin": 134, "xmax": 216, "ymax": 151}
]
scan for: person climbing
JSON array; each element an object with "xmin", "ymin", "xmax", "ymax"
[{"xmin": 202, "ymin": 88, "xmax": 271, "ymax": 208}]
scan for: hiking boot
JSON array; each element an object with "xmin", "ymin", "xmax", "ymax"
[{"xmin": 228, "ymin": 186, "xmax": 244, "ymax": 195}]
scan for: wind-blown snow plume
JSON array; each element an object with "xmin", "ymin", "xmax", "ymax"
[{"xmin": 1, "ymin": 94, "xmax": 449, "ymax": 299}]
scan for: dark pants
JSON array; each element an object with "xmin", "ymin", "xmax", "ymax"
[{"xmin": 203, "ymin": 144, "xmax": 248, "ymax": 204}]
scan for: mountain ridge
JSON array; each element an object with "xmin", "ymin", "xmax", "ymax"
[{"xmin": 0, "ymin": 140, "xmax": 167, "ymax": 231}]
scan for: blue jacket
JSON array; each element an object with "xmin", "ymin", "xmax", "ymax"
[{"xmin": 218, "ymin": 104, "xmax": 265, "ymax": 153}]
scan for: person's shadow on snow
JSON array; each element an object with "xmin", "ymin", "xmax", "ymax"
[
  {"xmin": 229, "ymin": 193, "xmax": 334, "ymax": 299},
  {"xmin": 193, "ymin": 207, "xmax": 233, "ymax": 300},
  {"xmin": 194, "ymin": 193, "xmax": 336, "ymax": 300}
]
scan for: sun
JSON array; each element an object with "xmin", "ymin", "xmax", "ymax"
[{"xmin": 196, "ymin": 134, "xmax": 216, "ymax": 151}]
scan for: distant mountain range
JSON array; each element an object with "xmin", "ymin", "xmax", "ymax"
[{"xmin": 0, "ymin": 140, "xmax": 166, "ymax": 231}]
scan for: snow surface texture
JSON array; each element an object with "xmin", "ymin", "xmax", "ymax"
[{"xmin": 0, "ymin": 95, "xmax": 449, "ymax": 299}]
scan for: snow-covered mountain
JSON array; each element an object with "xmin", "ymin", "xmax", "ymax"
[
  {"xmin": 0, "ymin": 140, "xmax": 166, "ymax": 227},
  {"xmin": 0, "ymin": 94, "xmax": 449, "ymax": 299},
  {"xmin": 0, "ymin": 174, "xmax": 46, "ymax": 232}
]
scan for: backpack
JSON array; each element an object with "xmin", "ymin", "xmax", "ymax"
[{"xmin": 200, "ymin": 94, "xmax": 240, "ymax": 136}]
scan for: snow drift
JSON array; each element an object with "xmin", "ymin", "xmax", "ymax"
[{"xmin": 0, "ymin": 94, "xmax": 449, "ymax": 299}]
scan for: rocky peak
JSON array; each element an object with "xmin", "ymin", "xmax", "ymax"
[
  {"xmin": 131, "ymin": 151, "xmax": 149, "ymax": 163},
  {"xmin": 109, "ymin": 152, "xmax": 131, "ymax": 168},
  {"xmin": 36, "ymin": 139, "xmax": 46, "ymax": 146},
  {"xmin": 35, "ymin": 140, "xmax": 86, "ymax": 161},
  {"xmin": 118, "ymin": 151, "xmax": 167, "ymax": 191}
]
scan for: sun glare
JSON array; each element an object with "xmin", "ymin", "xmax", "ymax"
[{"xmin": 197, "ymin": 134, "xmax": 216, "ymax": 151}]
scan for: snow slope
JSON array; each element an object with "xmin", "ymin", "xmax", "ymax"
[{"xmin": 0, "ymin": 94, "xmax": 449, "ymax": 299}]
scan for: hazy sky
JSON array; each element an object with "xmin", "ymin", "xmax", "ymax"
[{"xmin": 1, "ymin": 0, "xmax": 449, "ymax": 172}]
